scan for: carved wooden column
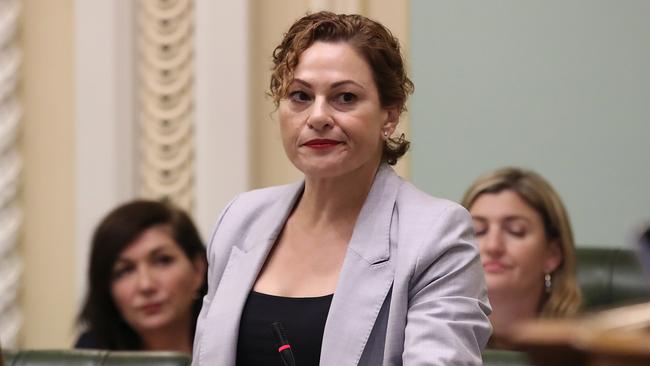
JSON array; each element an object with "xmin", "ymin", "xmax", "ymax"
[
  {"xmin": 138, "ymin": 0, "xmax": 195, "ymax": 211},
  {"xmin": 0, "ymin": 0, "xmax": 22, "ymax": 348}
]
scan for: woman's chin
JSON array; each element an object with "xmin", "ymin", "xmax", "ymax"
[
  {"xmin": 132, "ymin": 313, "xmax": 175, "ymax": 332},
  {"xmin": 296, "ymin": 161, "xmax": 347, "ymax": 179},
  {"xmin": 294, "ymin": 158, "xmax": 380, "ymax": 180},
  {"xmin": 486, "ymin": 277, "xmax": 517, "ymax": 295}
]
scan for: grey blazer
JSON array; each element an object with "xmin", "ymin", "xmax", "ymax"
[{"xmin": 192, "ymin": 164, "xmax": 492, "ymax": 365}]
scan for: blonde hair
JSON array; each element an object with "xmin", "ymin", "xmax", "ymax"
[{"xmin": 461, "ymin": 167, "xmax": 582, "ymax": 317}]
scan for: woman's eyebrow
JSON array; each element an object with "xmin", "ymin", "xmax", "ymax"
[
  {"xmin": 503, "ymin": 216, "xmax": 531, "ymax": 224},
  {"xmin": 331, "ymin": 80, "xmax": 364, "ymax": 89},
  {"xmin": 291, "ymin": 78, "xmax": 312, "ymax": 88},
  {"xmin": 471, "ymin": 214, "xmax": 531, "ymax": 223},
  {"xmin": 147, "ymin": 245, "xmax": 173, "ymax": 257},
  {"xmin": 291, "ymin": 78, "xmax": 365, "ymax": 90}
]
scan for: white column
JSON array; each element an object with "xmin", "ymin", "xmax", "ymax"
[
  {"xmin": 193, "ymin": 0, "xmax": 251, "ymax": 239},
  {"xmin": 74, "ymin": 0, "xmax": 136, "ymax": 302}
]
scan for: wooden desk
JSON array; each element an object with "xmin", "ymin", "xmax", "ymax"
[{"xmin": 510, "ymin": 303, "xmax": 650, "ymax": 366}]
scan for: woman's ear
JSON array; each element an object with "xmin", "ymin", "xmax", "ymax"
[
  {"xmin": 544, "ymin": 240, "xmax": 563, "ymax": 273},
  {"xmin": 191, "ymin": 255, "xmax": 207, "ymax": 291},
  {"xmin": 382, "ymin": 107, "xmax": 400, "ymax": 136}
]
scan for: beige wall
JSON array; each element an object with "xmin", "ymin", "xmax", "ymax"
[
  {"xmin": 19, "ymin": 0, "xmax": 76, "ymax": 348},
  {"xmin": 250, "ymin": 0, "xmax": 309, "ymax": 188},
  {"xmin": 250, "ymin": 0, "xmax": 411, "ymax": 188}
]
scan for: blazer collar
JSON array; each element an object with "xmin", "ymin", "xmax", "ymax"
[
  {"xmin": 346, "ymin": 163, "xmax": 402, "ymax": 264},
  {"xmin": 237, "ymin": 180, "xmax": 304, "ymax": 253},
  {"xmin": 320, "ymin": 163, "xmax": 403, "ymax": 365}
]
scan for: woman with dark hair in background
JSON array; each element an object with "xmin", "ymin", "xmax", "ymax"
[
  {"xmin": 76, "ymin": 200, "xmax": 207, "ymax": 353},
  {"xmin": 193, "ymin": 11, "xmax": 491, "ymax": 366},
  {"xmin": 462, "ymin": 167, "xmax": 582, "ymax": 348}
]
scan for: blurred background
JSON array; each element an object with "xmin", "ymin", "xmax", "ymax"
[{"xmin": 0, "ymin": 0, "xmax": 647, "ymax": 350}]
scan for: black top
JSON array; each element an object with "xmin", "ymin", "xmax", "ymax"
[
  {"xmin": 236, "ymin": 291, "xmax": 333, "ymax": 366},
  {"xmin": 74, "ymin": 331, "xmax": 99, "ymax": 349}
]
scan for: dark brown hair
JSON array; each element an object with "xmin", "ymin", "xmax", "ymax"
[
  {"xmin": 270, "ymin": 11, "xmax": 414, "ymax": 165},
  {"xmin": 77, "ymin": 200, "xmax": 207, "ymax": 350}
]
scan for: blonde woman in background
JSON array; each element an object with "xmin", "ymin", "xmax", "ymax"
[{"xmin": 462, "ymin": 167, "xmax": 582, "ymax": 348}]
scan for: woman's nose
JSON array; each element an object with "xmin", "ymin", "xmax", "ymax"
[
  {"xmin": 136, "ymin": 266, "xmax": 156, "ymax": 292},
  {"xmin": 307, "ymin": 97, "xmax": 333, "ymax": 131},
  {"xmin": 481, "ymin": 230, "xmax": 506, "ymax": 256}
]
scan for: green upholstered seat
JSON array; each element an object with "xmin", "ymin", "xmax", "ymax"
[
  {"xmin": 1, "ymin": 350, "xmax": 190, "ymax": 366},
  {"xmin": 576, "ymin": 247, "xmax": 650, "ymax": 310},
  {"xmin": 482, "ymin": 349, "xmax": 531, "ymax": 366}
]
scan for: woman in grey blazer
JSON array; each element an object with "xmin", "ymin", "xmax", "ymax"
[{"xmin": 192, "ymin": 11, "xmax": 491, "ymax": 366}]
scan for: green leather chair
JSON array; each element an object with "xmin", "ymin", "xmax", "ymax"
[
  {"xmin": 1, "ymin": 350, "xmax": 190, "ymax": 366},
  {"xmin": 576, "ymin": 247, "xmax": 650, "ymax": 310}
]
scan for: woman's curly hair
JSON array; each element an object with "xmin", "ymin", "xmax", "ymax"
[{"xmin": 269, "ymin": 11, "xmax": 414, "ymax": 165}]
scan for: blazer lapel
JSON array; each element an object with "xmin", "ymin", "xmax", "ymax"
[
  {"xmin": 320, "ymin": 164, "xmax": 402, "ymax": 365},
  {"xmin": 200, "ymin": 182, "xmax": 304, "ymax": 365}
]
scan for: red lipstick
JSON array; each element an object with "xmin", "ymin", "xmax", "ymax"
[{"xmin": 303, "ymin": 139, "xmax": 340, "ymax": 149}]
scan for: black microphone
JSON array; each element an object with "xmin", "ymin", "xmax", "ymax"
[{"xmin": 271, "ymin": 321, "xmax": 296, "ymax": 366}]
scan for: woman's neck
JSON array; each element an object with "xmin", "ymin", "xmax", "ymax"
[
  {"xmin": 488, "ymin": 290, "xmax": 542, "ymax": 339},
  {"xmin": 298, "ymin": 162, "xmax": 380, "ymax": 229},
  {"xmin": 138, "ymin": 317, "xmax": 193, "ymax": 354}
]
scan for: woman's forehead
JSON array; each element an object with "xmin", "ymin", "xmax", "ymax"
[
  {"xmin": 291, "ymin": 42, "xmax": 374, "ymax": 87},
  {"xmin": 116, "ymin": 226, "xmax": 179, "ymax": 260},
  {"xmin": 471, "ymin": 191, "xmax": 541, "ymax": 220}
]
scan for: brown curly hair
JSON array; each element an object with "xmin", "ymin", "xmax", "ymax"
[{"xmin": 269, "ymin": 11, "xmax": 414, "ymax": 165}]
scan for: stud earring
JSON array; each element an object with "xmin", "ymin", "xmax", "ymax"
[{"xmin": 383, "ymin": 131, "xmax": 389, "ymax": 138}]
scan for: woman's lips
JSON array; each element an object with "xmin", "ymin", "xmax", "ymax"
[
  {"xmin": 139, "ymin": 302, "xmax": 163, "ymax": 315},
  {"xmin": 482, "ymin": 261, "xmax": 508, "ymax": 273},
  {"xmin": 303, "ymin": 139, "xmax": 341, "ymax": 149}
]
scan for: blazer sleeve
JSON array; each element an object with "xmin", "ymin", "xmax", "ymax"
[{"xmin": 403, "ymin": 204, "xmax": 492, "ymax": 366}]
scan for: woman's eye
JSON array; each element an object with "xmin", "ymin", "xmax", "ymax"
[
  {"xmin": 507, "ymin": 226, "xmax": 526, "ymax": 238},
  {"xmin": 153, "ymin": 255, "xmax": 175, "ymax": 266},
  {"xmin": 288, "ymin": 91, "xmax": 311, "ymax": 102},
  {"xmin": 336, "ymin": 92, "xmax": 357, "ymax": 104},
  {"xmin": 112, "ymin": 265, "xmax": 134, "ymax": 280},
  {"xmin": 472, "ymin": 224, "xmax": 487, "ymax": 236}
]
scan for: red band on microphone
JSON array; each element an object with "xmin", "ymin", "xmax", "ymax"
[{"xmin": 278, "ymin": 344, "xmax": 291, "ymax": 352}]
